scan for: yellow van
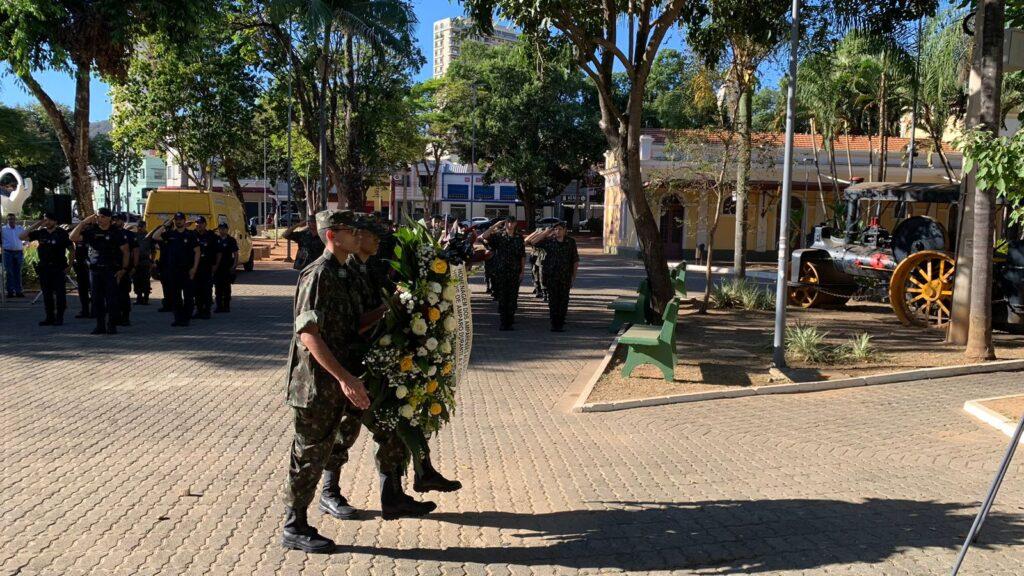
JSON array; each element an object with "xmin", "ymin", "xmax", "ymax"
[{"xmin": 142, "ymin": 188, "xmax": 255, "ymax": 271}]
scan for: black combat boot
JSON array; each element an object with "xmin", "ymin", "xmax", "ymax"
[
  {"xmin": 75, "ymin": 307, "xmax": 91, "ymax": 319},
  {"xmin": 281, "ymin": 507, "xmax": 334, "ymax": 553},
  {"xmin": 413, "ymin": 457, "xmax": 462, "ymax": 493},
  {"xmin": 39, "ymin": 316, "xmax": 55, "ymax": 326},
  {"xmin": 380, "ymin": 471, "xmax": 435, "ymax": 520},
  {"xmin": 318, "ymin": 469, "xmax": 358, "ymax": 519}
]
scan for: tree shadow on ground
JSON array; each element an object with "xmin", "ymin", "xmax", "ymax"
[{"xmin": 346, "ymin": 498, "xmax": 1024, "ymax": 573}]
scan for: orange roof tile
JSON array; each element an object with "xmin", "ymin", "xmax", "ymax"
[{"xmin": 641, "ymin": 128, "xmax": 958, "ymax": 153}]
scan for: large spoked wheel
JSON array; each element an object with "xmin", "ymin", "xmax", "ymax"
[
  {"xmin": 788, "ymin": 261, "xmax": 848, "ymax": 308},
  {"xmin": 889, "ymin": 250, "xmax": 955, "ymax": 329}
]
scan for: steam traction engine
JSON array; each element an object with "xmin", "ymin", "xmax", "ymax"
[{"xmin": 787, "ymin": 182, "xmax": 1024, "ymax": 330}]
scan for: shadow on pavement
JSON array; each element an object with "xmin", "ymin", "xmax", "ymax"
[{"xmin": 345, "ymin": 498, "xmax": 1024, "ymax": 573}]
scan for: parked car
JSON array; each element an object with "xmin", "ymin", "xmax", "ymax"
[{"xmin": 535, "ymin": 217, "xmax": 562, "ymax": 229}]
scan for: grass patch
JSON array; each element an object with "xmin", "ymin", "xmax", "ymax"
[{"xmin": 711, "ymin": 278, "xmax": 775, "ymax": 311}]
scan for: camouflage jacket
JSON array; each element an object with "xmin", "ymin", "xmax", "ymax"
[{"xmin": 285, "ymin": 253, "xmax": 363, "ymax": 408}]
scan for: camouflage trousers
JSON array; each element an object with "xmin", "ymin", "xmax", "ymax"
[
  {"xmin": 283, "ymin": 398, "xmax": 408, "ymax": 511},
  {"xmin": 327, "ymin": 408, "xmax": 409, "ymax": 475}
]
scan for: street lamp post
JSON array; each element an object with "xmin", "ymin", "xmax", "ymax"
[
  {"xmin": 772, "ymin": 0, "xmax": 802, "ymax": 369},
  {"xmin": 285, "ymin": 17, "xmax": 294, "ymax": 262}
]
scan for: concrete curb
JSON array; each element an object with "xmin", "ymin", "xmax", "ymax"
[
  {"xmin": 964, "ymin": 395, "xmax": 1024, "ymax": 441},
  {"xmin": 674, "ymin": 262, "xmax": 777, "ymax": 281},
  {"xmin": 574, "ymin": 353, "xmax": 1024, "ymax": 413},
  {"xmin": 569, "ymin": 334, "xmax": 623, "ymax": 413}
]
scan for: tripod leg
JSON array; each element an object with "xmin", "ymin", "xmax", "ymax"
[{"xmin": 951, "ymin": 413, "xmax": 1024, "ymax": 575}]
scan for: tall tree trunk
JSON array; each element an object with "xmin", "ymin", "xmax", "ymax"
[
  {"xmin": 222, "ymin": 157, "xmax": 247, "ymax": 204},
  {"xmin": 19, "ymin": 64, "xmax": 95, "ymax": 216},
  {"xmin": 965, "ymin": 0, "xmax": 1005, "ymax": 360},
  {"xmin": 734, "ymin": 84, "xmax": 751, "ymax": 278},
  {"xmin": 619, "ymin": 129, "xmax": 673, "ymax": 313},
  {"xmin": 341, "ymin": 32, "xmax": 366, "ymax": 210},
  {"xmin": 700, "ymin": 190, "xmax": 724, "ymax": 314},
  {"xmin": 844, "ymin": 125, "xmax": 854, "ymax": 181},
  {"xmin": 520, "ymin": 184, "xmax": 537, "ymax": 230},
  {"xmin": 808, "ymin": 119, "xmax": 827, "ymax": 214}
]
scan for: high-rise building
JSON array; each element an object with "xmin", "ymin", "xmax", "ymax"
[{"xmin": 432, "ymin": 17, "xmax": 518, "ymax": 78}]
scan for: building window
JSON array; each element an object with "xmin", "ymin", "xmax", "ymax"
[
  {"xmin": 447, "ymin": 184, "xmax": 469, "ymax": 200},
  {"xmin": 499, "ymin": 186, "xmax": 517, "ymax": 201},
  {"xmin": 450, "ymin": 204, "xmax": 467, "ymax": 220},
  {"xmin": 484, "ymin": 205, "xmax": 509, "ymax": 219},
  {"xmin": 475, "ymin": 185, "xmax": 494, "ymax": 200},
  {"xmin": 418, "ymin": 174, "xmax": 430, "ymax": 188},
  {"xmin": 139, "ymin": 168, "xmax": 146, "ymax": 179},
  {"xmin": 722, "ymin": 195, "xmax": 737, "ymax": 215}
]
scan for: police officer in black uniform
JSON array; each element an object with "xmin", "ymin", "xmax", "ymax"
[
  {"xmin": 70, "ymin": 207, "xmax": 130, "ymax": 335},
  {"xmin": 134, "ymin": 220, "xmax": 153, "ymax": 305},
  {"xmin": 213, "ymin": 222, "xmax": 239, "ymax": 313},
  {"xmin": 111, "ymin": 212, "xmax": 138, "ymax": 326},
  {"xmin": 479, "ymin": 216, "xmax": 525, "ymax": 330},
  {"xmin": 526, "ymin": 221, "xmax": 579, "ymax": 332},
  {"xmin": 21, "ymin": 212, "xmax": 73, "ymax": 326},
  {"xmin": 152, "ymin": 212, "xmax": 200, "ymax": 327},
  {"xmin": 192, "ymin": 216, "xmax": 218, "ymax": 319},
  {"xmin": 72, "ymin": 232, "xmax": 92, "ymax": 318}
]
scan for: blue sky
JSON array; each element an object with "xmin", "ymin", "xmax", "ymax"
[{"xmin": 0, "ymin": 1, "xmax": 696, "ymax": 123}]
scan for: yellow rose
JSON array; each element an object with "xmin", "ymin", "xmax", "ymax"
[
  {"xmin": 431, "ymin": 258, "xmax": 448, "ymax": 274},
  {"xmin": 426, "ymin": 380, "xmax": 439, "ymax": 394},
  {"xmin": 427, "ymin": 307, "xmax": 441, "ymax": 322},
  {"xmin": 399, "ymin": 356, "xmax": 414, "ymax": 372},
  {"xmin": 441, "ymin": 363, "xmax": 453, "ymax": 376},
  {"xmin": 429, "ymin": 402, "xmax": 443, "ymax": 416}
]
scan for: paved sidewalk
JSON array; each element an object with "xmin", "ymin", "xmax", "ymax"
[{"xmin": 3, "ymin": 249, "xmax": 1024, "ymax": 575}]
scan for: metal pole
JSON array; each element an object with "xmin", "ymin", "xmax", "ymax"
[
  {"xmin": 319, "ymin": 21, "xmax": 329, "ymax": 210},
  {"xmin": 262, "ymin": 138, "xmax": 267, "ymax": 232},
  {"xmin": 772, "ymin": 0, "xmax": 801, "ymax": 369},
  {"xmin": 470, "ymin": 86, "xmax": 477, "ymax": 219},
  {"xmin": 286, "ymin": 18, "xmax": 294, "ymax": 262},
  {"xmin": 907, "ymin": 17, "xmax": 923, "ymax": 184},
  {"xmin": 951, "ymin": 415, "xmax": 1024, "ymax": 575}
]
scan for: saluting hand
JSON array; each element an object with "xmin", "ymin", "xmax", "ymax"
[{"xmin": 189, "ymin": 267, "xmax": 197, "ymax": 280}]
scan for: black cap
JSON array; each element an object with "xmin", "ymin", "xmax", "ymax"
[
  {"xmin": 504, "ymin": 215, "xmax": 516, "ymax": 223},
  {"xmin": 43, "ymin": 212, "xmax": 57, "ymax": 220},
  {"xmin": 195, "ymin": 215, "xmax": 207, "ymax": 224},
  {"xmin": 97, "ymin": 207, "xmax": 113, "ymax": 217},
  {"xmin": 217, "ymin": 222, "xmax": 228, "ymax": 229},
  {"xmin": 173, "ymin": 212, "xmax": 186, "ymax": 219}
]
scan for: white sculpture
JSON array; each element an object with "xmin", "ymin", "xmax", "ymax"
[{"xmin": 0, "ymin": 167, "xmax": 32, "ymax": 216}]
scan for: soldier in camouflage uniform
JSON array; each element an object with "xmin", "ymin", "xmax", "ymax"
[
  {"xmin": 479, "ymin": 216, "xmax": 525, "ymax": 330},
  {"xmin": 281, "ymin": 209, "xmax": 371, "ymax": 553},
  {"xmin": 526, "ymin": 221, "xmax": 579, "ymax": 332},
  {"xmin": 318, "ymin": 213, "xmax": 438, "ymax": 522}
]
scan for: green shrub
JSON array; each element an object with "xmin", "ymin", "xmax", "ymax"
[
  {"xmin": 21, "ymin": 246, "xmax": 40, "ymax": 288},
  {"xmin": 712, "ymin": 278, "xmax": 775, "ymax": 311},
  {"xmin": 785, "ymin": 322, "xmax": 830, "ymax": 363},
  {"xmin": 836, "ymin": 333, "xmax": 877, "ymax": 363}
]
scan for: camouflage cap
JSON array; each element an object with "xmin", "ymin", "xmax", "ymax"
[
  {"xmin": 315, "ymin": 209, "xmax": 357, "ymax": 242},
  {"xmin": 353, "ymin": 212, "xmax": 389, "ymax": 237}
]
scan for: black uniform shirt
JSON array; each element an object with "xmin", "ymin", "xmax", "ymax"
[
  {"xmin": 488, "ymin": 233, "xmax": 525, "ymax": 276},
  {"xmin": 159, "ymin": 228, "xmax": 198, "ymax": 271},
  {"xmin": 81, "ymin": 226, "xmax": 127, "ymax": 269},
  {"xmin": 215, "ymin": 235, "xmax": 239, "ymax": 271},
  {"xmin": 122, "ymin": 229, "xmax": 138, "ymax": 264},
  {"xmin": 196, "ymin": 230, "xmax": 219, "ymax": 268},
  {"xmin": 536, "ymin": 236, "xmax": 579, "ymax": 278},
  {"xmin": 28, "ymin": 227, "xmax": 72, "ymax": 267}
]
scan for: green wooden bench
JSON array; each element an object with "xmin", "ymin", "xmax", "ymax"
[
  {"xmin": 619, "ymin": 298, "xmax": 680, "ymax": 382},
  {"xmin": 606, "ymin": 279, "xmax": 650, "ymax": 333},
  {"xmin": 671, "ymin": 262, "xmax": 687, "ymax": 298}
]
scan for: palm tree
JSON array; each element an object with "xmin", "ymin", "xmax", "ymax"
[{"xmin": 915, "ymin": 10, "xmax": 970, "ymax": 182}]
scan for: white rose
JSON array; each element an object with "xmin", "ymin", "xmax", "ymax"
[
  {"xmin": 443, "ymin": 315, "xmax": 457, "ymax": 333},
  {"xmin": 417, "ymin": 347, "xmax": 428, "ymax": 357},
  {"xmin": 425, "ymin": 337, "xmax": 438, "ymax": 351},
  {"xmin": 439, "ymin": 301, "xmax": 450, "ymax": 312},
  {"xmin": 429, "ymin": 281, "xmax": 443, "ymax": 293},
  {"xmin": 411, "ymin": 318, "xmax": 428, "ymax": 336},
  {"xmin": 379, "ymin": 334, "xmax": 392, "ymax": 347},
  {"xmin": 442, "ymin": 285, "xmax": 457, "ymax": 302},
  {"xmin": 440, "ymin": 340, "xmax": 452, "ymax": 354},
  {"xmin": 427, "ymin": 365, "xmax": 437, "ymax": 376},
  {"xmin": 395, "ymin": 385, "xmax": 408, "ymax": 399},
  {"xmin": 400, "ymin": 404, "xmax": 415, "ymax": 419},
  {"xmin": 427, "ymin": 292, "xmax": 439, "ymax": 305}
]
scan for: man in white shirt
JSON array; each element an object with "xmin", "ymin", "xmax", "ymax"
[{"xmin": 2, "ymin": 213, "xmax": 26, "ymax": 297}]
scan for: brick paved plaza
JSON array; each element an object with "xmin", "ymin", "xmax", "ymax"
[{"xmin": 4, "ymin": 246, "xmax": 1024, "ymax": 575}]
